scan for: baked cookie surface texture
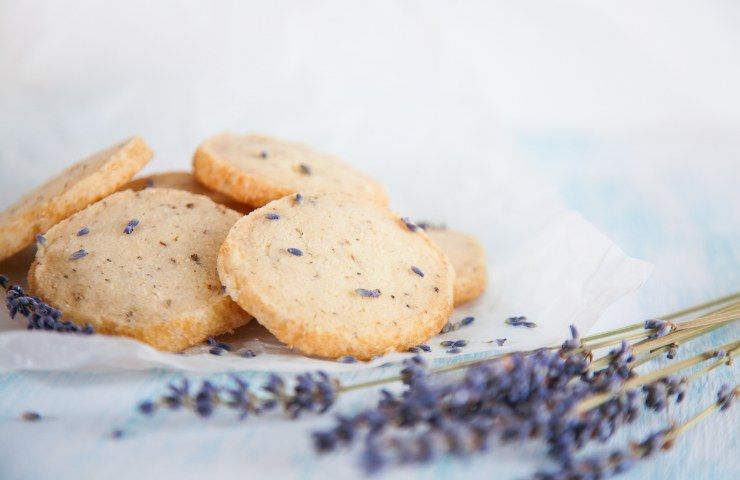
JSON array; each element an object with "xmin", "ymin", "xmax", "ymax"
[
  {"xmin": 218, "ymin": 193, "xmax": 454, "ymax": 360},
  {"xmin": 0, "ymin": 137, "xmax": 152, "ymax": 262},
  {"xmin": 29, "ymin": 188, "xmax": 251, "ymax": 351},
  {"xmin": 193, "ymin": 133, "xmax": 388, "ymax": 207},
  {"xmin": 123, "ymin": 171, "xmax": 254, "ymax": 213}
]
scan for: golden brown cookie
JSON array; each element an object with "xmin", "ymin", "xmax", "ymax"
[
  {"xmin": 28, "ymin": 188, "xmax": 251, "ymax": 351},
  {"xmin": 122, "ymin": 171, "xmax": 254, "ymax": 214},
  {"xmin": 217, "ymin": 193, "xmax": 454, "ymax": 360},
  {"xmin": 424, "ymin": 227, "xmax": 487, "ymax": 305},
  {"xmin": 0, "ymin": 137, "xmax": 152, "ymax": 262},
  {"xmin": 193, "ymin": 133, "xmax": 388, "ymax": 207}
]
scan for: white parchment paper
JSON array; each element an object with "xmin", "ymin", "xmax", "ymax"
[{"xmin": 0, "ymin": 207, "xmax": 651, "ymax": 373}]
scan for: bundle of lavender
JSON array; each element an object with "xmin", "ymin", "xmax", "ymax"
[
  {"xmin": 127, "ymin": 292, "xmax": 739, "ymax": 479},
  {"xmin": 4, "ymin": 274, "xmax": 737, "ymax": 478}
]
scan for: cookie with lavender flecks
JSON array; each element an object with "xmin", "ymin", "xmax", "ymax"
[
  {"xmin": 217, "ymin": 193, "xmax": 455, "ymax": 360},
  {"xmin": 422, "ymin": 226, "xmax": 487, "ymax": 306},
  {"xmin": 122, "ymin": 171, "xmax": 255, "ymax": 214},
  {"xmin": 193, "ymin": 133, "xmax": 388, "ymax": 208},
  {"xmin": 0, "ymin": 137, "xmax": 152, "ymax": 262},
  {"xmin": 28, "ymin": 188, "xmax": 252, "ymax": 351}
]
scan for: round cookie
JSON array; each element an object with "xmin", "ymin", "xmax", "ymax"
[
  {"xmin": 28, "ymin": 188, "xmax": 251, "ymax": 352},
  {"xmin": 193, "ymin": 133, "xmax": 388, "ymax": 208},
  {"xmin": 0, "ymin": 137, "xmax": 152, "ymax": 262},
  {"xmin": 123, "ymin": 171, "xmax": 254, "ymax": 214},
  {"xmin": 424, "ymin": 227, "xmax": 487, "ymax": 306},
  {"xmin": 218, "ymin": 193, "xmax": 454, "ymax": 360}
]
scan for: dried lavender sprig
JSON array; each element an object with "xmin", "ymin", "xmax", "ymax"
[
  {"xmin": 314, "ymin": 329, "xmax": 737, "ymax": 473},
  {"xmin": 576, "ymin": 339, "xmax": 739, "ymax": 414},
  {"xmin": 343, "ymin": 309, "xmax": 735, "ymax": 400},
  {"xmin": 315, "ymin": 345, "xmax": 627, "ymax": 472},
  {"xmin": 581, "ymin": 312, "xmax": 736, "ymax": 366},
  {"xmin": 3, "ymin": 281, "xmax": 94, "ymax": 334},
  {"xmin": 132, "ymin": 297, "xmax": 735, "ymax": 418},
  {"xmin": 138, "ymin": 372, "xmax": 340, "ymax": 420},
  {"xmin": 588, "ymin": 323, "xmax": 726, "ymax": 371},
  {"xmin": 538, "ymin": 385, "xmax": 737, "ymax": 480},
  {"xmin": 578, "ymin": 292, "xmax": 740, "ymax": 344},
  {"xmin": 130, "ymin": 312, "xmax": 732, "ymax": 475}
]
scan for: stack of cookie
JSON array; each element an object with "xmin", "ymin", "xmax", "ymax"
[{"xmin": 0, "ymin": 134, "xmax": 487, "ymax": 360}]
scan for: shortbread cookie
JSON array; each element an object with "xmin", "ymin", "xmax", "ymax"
[
  {"xmin": 0, "ymin": 137, "xmax": 152, "ymax": 262},
  {"xmin": 424, "ymin": 227, "xmax": 487, "ymax": 305},
  {"xmin": 193, "ymin": 133, "xmax": 388, "ymax": 207},
  {"xmin": 123, "ymin": 171, "xmax": 254, "ymax": 214},
  {"xmin": 218, "ymin": 193, "xmax": 454, "ymax": 360},
  {"xmin": 28, "ymin": 188, "xmax": 251, "ymax": 351}
]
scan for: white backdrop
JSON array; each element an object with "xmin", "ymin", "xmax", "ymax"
[{"xmin": 2, "ymin": 0, "xmax": 740, "ymax": 209}]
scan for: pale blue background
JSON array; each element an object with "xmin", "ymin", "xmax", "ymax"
[{"xmin": 0, "ymin": 1, "xmax": 738, "ymax": 478}]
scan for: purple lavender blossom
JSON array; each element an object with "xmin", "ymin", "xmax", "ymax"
[
  {"xmin": 356, "ymin": 288, "xmax": 381, "ymax": 298},
  {"xmin": 137, "ymin": 372, "xmax": 339, "ymax": 420},
  {"xmin": 717, "ymin": 384, "xmax": 736, "ymax": 411},
  {"xmin": 70, "ymin": 249, "xmax": 88, "ymax": 260},
  {"xmin": 644, "ymin": 319, "xmax": 674, "ymax": 338},
  {"xmin": 506, "ymin": 316, "xmax": 537, "ymax": 328},
  {"xmin": 123, "ymin": 219, "xmax": 140, "ymax": 234},
  {"xmin": 4, "ymin": 283, "xmax": 94, "ymax": 334},
  {"xmin": 400, "ymin": 217, "xmax": 419, "ymax": 232},
  {"xmin": 411, "ymin": 266, "xmax": 424, "ymax": 277}
]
